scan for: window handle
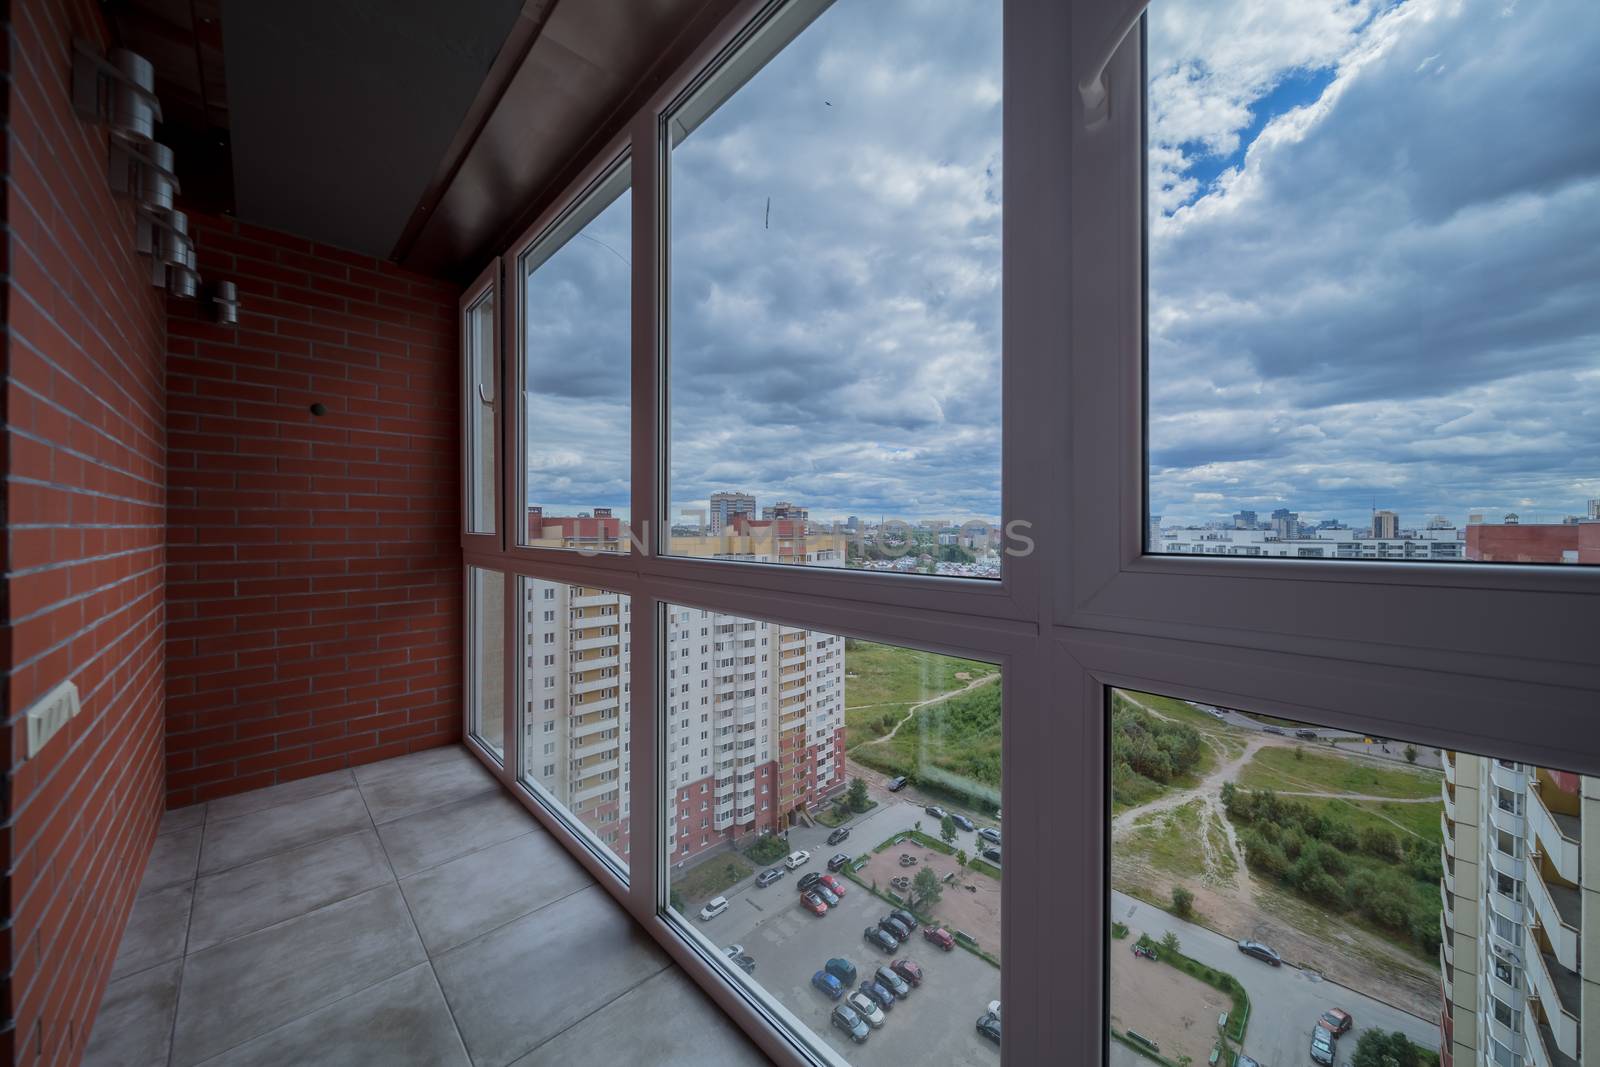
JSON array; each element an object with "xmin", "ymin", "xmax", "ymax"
[
  {"xmin": 1080, "ymin": 0, "xmax": 1150, "ymax": 129},
  {"xmin": 479, "ymin": 381, "xmax": 495, "ymax": 404}
]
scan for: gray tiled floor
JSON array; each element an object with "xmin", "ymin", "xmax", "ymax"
[{"xmin": 86, "ymin": 746, "xmax": 768, "ymax": 1067}]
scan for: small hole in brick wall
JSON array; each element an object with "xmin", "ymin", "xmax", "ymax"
[{"xmin": 309, "ymin": 402, "xmax": 327, "ymax": 416}]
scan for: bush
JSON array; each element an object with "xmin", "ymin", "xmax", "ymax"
[
  {"xmin": 1171, "ymin": 886, "xmax": 1195, "ymax": 918},
  {"xmin": 1351, "ymin": 1029, "xmax": 1430, "ymax": 1067},
  {"xmin": 745, "ymin": 835, "xmax": 789, "ymax": 865},
  {"xmin": 1161, "ymin": 930, "xmax": 1182, "ymax": 956}
]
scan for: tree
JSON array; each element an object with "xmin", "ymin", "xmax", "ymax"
[
  {"xmin": 847, "ymin": 777, "xmax": 870, "ymax": 812},
  {"xmin": 1351, "ymin": 1030, "xmax": 1425, "ymax": 1067},
  {"xmin": 1404, "ymin": 744, "xmax": 1418, "ymax": 764},
  {"xmin": 912, "ymin": 866, "xmax": 943, "ymax": 912},
  {"xmin": 940, "ymin": 814, "xmax": 958, "ymax": 848},
  {"xmin": 956, "ymin": 848, "xmax": 969, "ymax": 868},
  {"xmin": 1171, "ymin": 886, "xmax": 1195, "ymax": 918},
  {"xmin": 1160, "ymin": 930, "xmax": 1181, "ymax": 956}
]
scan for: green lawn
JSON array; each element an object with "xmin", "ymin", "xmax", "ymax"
[
  {"xmin": 1238, "ymin": 745, "xmax": 1440, "ymax": 799},
  {"xmin": 672, "ymin": 852, "xmax": 755, "ymax": 907},
  {"xmin": 852, "ymin": 681, "xmax": 1001, "ymax": 808},
  {"xmin": 1300, "ymin": 795, "xmax": 1444, "ymax": 846},
  {"xmin": 1120, "ymin": 691, "xmax": 1226, "ymax": 731},
  {"xmin": 1122, "ymin": 799, "xmax": 1209, "ymax": 879},
  {"xmin": 844, "ymin": 641, "xmax": 997, "ymax": 738}
]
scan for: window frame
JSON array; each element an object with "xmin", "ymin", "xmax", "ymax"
[
  {"xmin": 460, "ymin": 261, "xmax": 502, "ymax": 551},
  {"xmin": 453, "ymin": 1, "xmax": 1600, "ymax": 1065}
]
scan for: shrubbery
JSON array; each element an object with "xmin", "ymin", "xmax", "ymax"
[
  {"xmin": 1351, "ymin": 1029, "xmax": 1435, "ymax": 1067},
  {"xmin": 1110, "ymin": 696, "xmax": 1206, "ymax": 808}
]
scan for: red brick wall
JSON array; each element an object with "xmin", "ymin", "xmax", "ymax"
[
  {"xmin": 4, "ymin": 0, "xmax": 169, "ymax": 1061},
  {"xmin": 164, "ymin": 212, "xmax": 462, "ymax": 808},
  {"xmin": 1465, "ymin": 523, "xmax": 1580, "ymax": 564}
]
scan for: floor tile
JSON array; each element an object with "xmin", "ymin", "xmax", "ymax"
[
  {"xmin": 376, "ymin": 790, "xmax": 536, "ymax": 879},
  {"xmin": 433, "ymin": 886, "xmax": 669, "ymax": 1067},
  {"xmin": 400, "ymin": 828, "xmax": 592, "ymax": 956},
  {"xmin": 205, "ymin": 769, "xmax": 355, "ymax": 824},
  {"xmin": 510, "ymin": 966, "xmax": 768, "ymax": 1066},
  {"xmin": 160, "ymin": 804, "xmax": 207, "ymax": 837},
  {"xmin": 358, "ymin": 750, "xmax": 498, "ymax": 825},
  {"xmin": 198, "ymin": 788, "xmax": 371, "ymax": 875},
  {"xmin": 194, "ymin": 964, "xmax": 468, "ymax": 1067},
  {"xmin": 188, "ymin": 830, "xmax": 393, "ymax": 952},
  {"xmin": 84, "ymin": 959, "xmax": 182, "ymax": 1067},
  {"xmin": 140, "ymin": 826, "xmax": 202, "ymax": 895},
  {"xmin": 350, "ymin": 744, "xmax": 466, "ymax": 786},
  {"xmin": 170, "ymin": 884, "xmax": 426, "ymax": 1065},
  {"xmin": 111, "ymin": 883, "xmax": 193, "ymax": 980}
]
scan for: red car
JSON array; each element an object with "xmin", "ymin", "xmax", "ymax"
[
  {"xmin": 819, "ymin": 874, "xmax": 848, "ymax": 897},
  {"xmin": 922, "ymin": 926, "xmax": 955, "ymax": 951},
  {"xmin": 1317, "ymin": 1008, "xmax": 1353, "ymax": 1035},
  {"xmin": 800, "ymin": 891, "xmax": 829, "ymax": 916},
  {"xmin": 891, "ymin": 959, "xmax": 923, "ymax": 986}
]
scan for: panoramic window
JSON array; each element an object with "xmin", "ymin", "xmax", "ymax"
[
  {"xmin": 1108, "ymin": 687, "xmax": 1581, "ymax": 1067},
  {"xmin": 517, "ymin": 576, "xmax": 632, "ymax": 872},
  {"xmin": 467, "ymin": 568, "xmax": 505, "ymax": 760},
  {"xmin": 663, "ymin": 0, "xmax": 1004, "ymax": 578},
  {"xmin": 463, "ymin": 286, "xmax": 497, "ymax": 536},
  {"xmin": 520, "ymin": 161, "xmax": 632, "ymax": 552},
  {"xmin": 1145, "ymin": 0, "xmax": 1600, "ymax": 565},
  {"xmin": 664, "ymin": 608, "xmax": 1002, "ymax": 1062}
]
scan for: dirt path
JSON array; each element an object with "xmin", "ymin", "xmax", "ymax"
[{"xmin": 856, "ymin": 672, "xmax": 1000, "ymax": 749}]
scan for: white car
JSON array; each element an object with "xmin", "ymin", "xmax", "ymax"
[
  {"xmin": 699, "ymin": 896, "xmax": 729, "ymax": 920},
  {"xmin": 848, "ymin": 991, "xmax": 886, "ymax": 1028},
  {"xmin": 784, "ymin": 850, "xmax": 811, "ymax": 870}
]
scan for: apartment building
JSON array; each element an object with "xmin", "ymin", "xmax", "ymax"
[
  {"xmin": 1441, "ymin": 751, "xmax": 1600, "ymax": 1067},
  {"xmin": 1155, "ymin": 526, "xmax": 1469, "ymax": 561},
  {"xmin": 523, "ymin": 511, "xmax": 849, "ymax": 862}
]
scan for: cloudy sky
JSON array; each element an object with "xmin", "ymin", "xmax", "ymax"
[{"xmin": 525, "ymin": 0, "xmax": 1599, "ymax": 532}]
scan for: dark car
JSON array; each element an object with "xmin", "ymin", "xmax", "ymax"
[
  {"xmin": 755, "ymin": 867, "xmax": 784, "ymax": 888},
  {"xmin": 925, "ymin": 805, "xmax": 947, "ymax": 819},
  {"xmin": 879, "ymin": 916, "xmax": 912, "ymax": 941},
  {"xmin": 827, "ymin": 853, "xmax": 852, "ymax": 872},
  {"xmin": 889, "ymin": 908, "xmax": 919, "ymax": 934},
  {"xmin": 923, "ymin": 926, "xmax": 955, "ymax": 951},
  {"xmin": 976, "ymin": 1011, "xmax": 1001, "ymax": 1043},
  {"xmin": 811, "ymin": 971, "xmax": 843, "ymax": 999},
  {"xmin": 797, "ymin": 872, "xmax": 822, "ymax": 892},
  {"xmin": 1237, "ymin": 939, "xmax": 1282, "ymax": 966},
  {"xmin": 1264, "ymin": 725, "xmax": 1285, "ymax": 735},
  {"xmin": 891, "ymin": 958, "xmax": 923, "ymax": 986},
  {"xmin": 825, "ymin": 957, "xmax": 857, "ymax": 986},
  {"xmin": 813, "ymin": 883, "xmax": 840, "ymax": 907},
  {"xmin": 726, "ymin": 951, "xmax": 755, "ymax": 974},
  {"xmin": 864, "ymin": 926, "xmax": 899, "ymax": 952},
  {"xmin": 831, "ymin": 1004, "xmax": 870, "ymax": 1044},
  {"xmin": 981, "ymin": 846, "xmax": 1002, "ymax": 864},
  {"xmin": 1318, "ymin": 1008, "xmax": 1353, "ymax": 1035},
  {"xmin": 887, "ymin": 776, "xmax": 909, "ymax": 791},
  {"xmin": 874, "ymin": 965, "xmax": 910, "ymax": 997},
  {"xmin": 978, "ymin": 827, "xmax": 1001, "ymax": 844},
  {"xmin": 827, "ymin": 826, "xmax": 851, "ymax": 845},
  {"xmin": 1295, "ymin": 728, "xmax": 1319, "ymax": 740},
  {"xmin": 950, "ymin": 813, "xmax": 975, "ymax": 832},
  {"xmin": 1310, "ymin": 1024, "xmax": 1336, "ymax": 1066},
  {"xmin": 859, "ymin": 979, "xmax": 895, "ymax": 1010}
]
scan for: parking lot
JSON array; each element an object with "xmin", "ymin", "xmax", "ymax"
[{"xmin": 693, "ymin": 848, "xmax": 1001, "ymax": 1064}]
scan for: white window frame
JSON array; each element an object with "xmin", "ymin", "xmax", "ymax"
[
  {"xmin": 454, "ymin": 1, "xmax": 1600, "ymax": 1065},
  {"xmin": 460, "ymin": 262, "xmax": 501, "ymax": 552}
]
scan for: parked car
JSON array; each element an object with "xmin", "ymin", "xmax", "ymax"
[
  {"xmin": 889, "ymin": 908, "xmax": 919, "ymax": 933},
  {"xmin": 1234, "ymin": 1057, "xmax": 1261, "ymax": 1067},
  {"xmin": 1236, "ymin": 939, "xmax": 1282, "ymax": 966},
  {"xmin": 800, "ymin": 892, "xmax": 828, "ymax": 916},
  {"xmin": 879, "ymin": 916, "xmax": 911, "ymax": 941},
  {"xmin": 819, "ymin": 874, "xmax": 848, "ymax": 897},
  {"xmin": 847, "ymin": 991, "xmax": 886, "ymax": 1028},
  {"xmin": 831, "ymin": 1004, "xmax": 870, "ymax": 1044},
  {"xmin": 811, "ymin": 971, "xmax": 843, "ymax": 999},
  {"xmin": 827, "ymin": 826, "xmax": 851, "ymax": 845},
  {"xmin": 723, "ymin": 949, "xmax": 755, "ymax": 974},
  {"xmin": 887, "ymin": 776, "xmax": 909, "ymax": 791},
  {"xmin": 1310, "ymin": 1024, "xmax": 1336, "ymax": 1066},
  {"xmin": 1264, "ymin": 725, "xmax": 1285, "ymax": 735},
  {"xmin": 976, "ymin": 1011, "xmax": 1002, "ymax": 1043},
  {"xmin": 923, "ymin": 926, "xmax": 955, "ymax": 951},
  {"xmin": 1318, "ymin": 1008, "xmax": 1353, "ymax": 1035},
  {"xmin": 874, "ymin": 965, "xmax": 910, "ymax": 997},
  {"xmin": 978, "ymin": 827, "xmax": 1002, "ymax": 844},
  {"xmin": 951, "ymin": 813, "xmax": 975, "ymax": 832},
  {"xmin": 827, "ymin": 853, "xmax": 852, "ymax": 872},
  {"xmin": 784, "ymin": 850, "xmax": 811, "ymax": 870},
  {"xmin": 755, "ymin": 867, "xmax": 784, "ymax": 888},
  {"xmin": 823, "ymin": 957, "xmax": 857, "ymax": 985},
  {"xmin": 925, "ymin": 805, "xmax": 947, "ymax": 819},
  {"xmin": 1295, "ymin": 728, "xmax": 1319, "ymax": 740},
  {"xmin": 699, "ymin": 897, "xmax": 728, "ymax": 921},
  {"xmin": 859, "ymin": 979, "xmax": 896, "ymax": 1010},
  {"xmin": 864, "ymin": 926, "xmax": 899, "ymax": 952},
  {"xmin": 987, "ymin": 1000, "xmax": 1001, "ymax": 1018},
  {"xmin": 891, "ymin": 959, "xmax": 923, "ymax": 986},
  {"xmin": 981, "ymin": 847, "xmax": 1002, "ymax": 864},
  {"xmin": 813, "ymin": 884, "xmax": 840, "ymax": 907},
  {"xmin": 797, "ymin": 872, "xmax": 822, "ymax": 891}
]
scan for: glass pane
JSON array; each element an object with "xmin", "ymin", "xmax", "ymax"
[
  {"xmin": 665, "ymin": 609, "xmax": 1002, "ymax": 1062},
  {"xmin": 464, "ymin": 290, "xmax": 496, "ymax": 535},
  {"xmin": 1145, "ymin": 0, "xmax": 1600, "ymax": 565},
  {"xmin": 468, "ymin": 568, "xmax": 505, "ymax": 759},
  {"xmin": 1108, "ymin": 688, "xmax": 1581, "ymax": 1067},
  {"xmin": 664, "ymin": 0, "xmax": 1004, "ymax": 579},
  {"xmin": 518, "ymin": 576, "xmax": 631, "ymax": 871},
  {"xmin": 522, "ymin": 162, "xmax": 632, "ymax": 552}
]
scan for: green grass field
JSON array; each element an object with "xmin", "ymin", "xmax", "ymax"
[
  {"xmin": 1122, "ymin": 799, "xmax": 1209, "ymax": 879},
  {"xmin": 852, "ymin": 680, "xmax": 1001, "ymax": 806},
  {"xmin": 1238, "ymin": 745, "xmax": 1440, "ymax": 799},
  {"xmin": 843, "ymin": 641, "xmax": 997, "ymax": 750},
  {"xmin": 1299, "ymin": 795, "xmax": 1444, "ymax": 846},
  {"xmin": 673, "ymin": 853, "xmax": 755, "ymax": 907}
]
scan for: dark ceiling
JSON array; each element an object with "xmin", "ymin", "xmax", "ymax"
[{"xmin": 108, "ymin": 0, "xmax": 741, "ymax": 281}]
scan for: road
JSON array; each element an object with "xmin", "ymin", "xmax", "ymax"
[
  {"xmin": 1190, "ymin": 703, "xmax": 1443, "ymax": 771},
  {"xmin": 1110, "ymin": 891, "xmax": 1439, "ymax": 1066}
]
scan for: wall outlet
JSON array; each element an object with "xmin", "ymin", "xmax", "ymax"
[{"xmin": 26, "ymin": 680, "xmax": 81, "ymax": 759}]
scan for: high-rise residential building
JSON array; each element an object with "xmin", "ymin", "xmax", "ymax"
[
  {"xmin": 1149, "ymin": 514, "xmax": 1163, "ymax": 548},
  {"xmin": 761, "ymin": 500, "xmax": 808, "ymax": 523},
  {"xmin": 1270, "ymin": 508, "xmax": 1299, "ymax": 541},
  {"xmin": 1440, "ymin": 751, "xmax": 1600, "ymax": 1067},
  {"xmin": 708, "ymin": 491, "xmax": 756, "ymax": 534},
  {"xmin": 524, "ymin": 509, "xmax": 849, "ymax": 862},
  {"xmin": 1374, "ymin": 510, "xmax": 1401, "ymax": 539},
  {"xmin": 1233, "ymin": 509, "xmax": 1258, "ymax": 529}
]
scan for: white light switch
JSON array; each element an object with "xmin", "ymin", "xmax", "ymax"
[{"xmin": 26, "ymin": 680, "xmax": 81, "ymax": 759}]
